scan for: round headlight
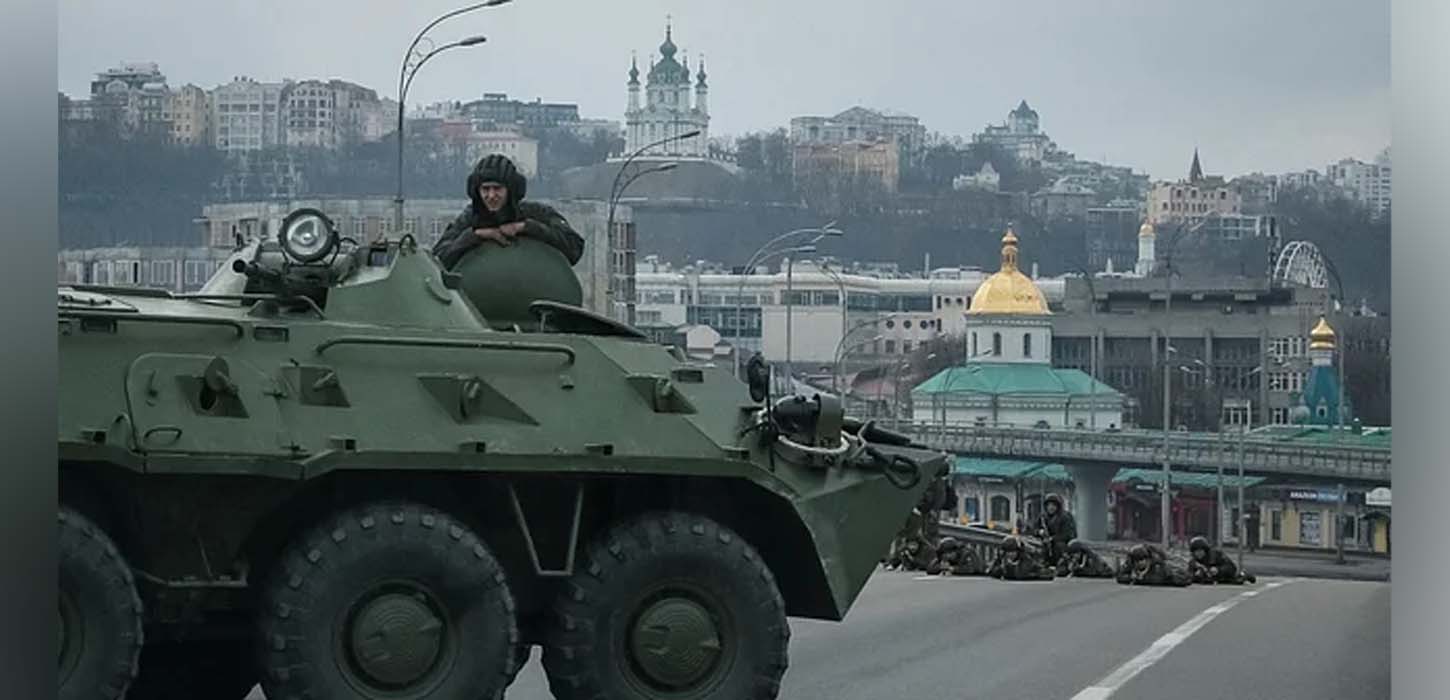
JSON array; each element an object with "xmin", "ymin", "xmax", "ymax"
[{"xmin": 278, "ymin": 208, "xmax": 337, "ymax": 264}]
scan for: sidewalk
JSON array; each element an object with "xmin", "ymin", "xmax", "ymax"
[{"xmin": 1099, "ymin": 540, "xmax": 1391, "ymax": 582}]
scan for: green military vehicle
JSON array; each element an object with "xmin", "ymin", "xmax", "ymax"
[{"xmin": 58, "ymin": 208, "xmax": 948, "ymax": 700}]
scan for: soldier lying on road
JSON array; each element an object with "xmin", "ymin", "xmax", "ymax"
[
  {"xmin": 1115, "ymin": 543, "xmax": 1191, "ymax": 587},
  {"xmin": 986, "ymin": 536, "xmax": 1056, "ymax": 581},
  {"xmin": 1055, "ymin": 539, "xmax": 1118, "ymax": 578},
  {"xmin": 927, "ymin": 537, "xmax": 987, "ymax": 576},
  {"xmin": 1187, "ymin": 536, "xmax": 1258, "ymax": 585}
]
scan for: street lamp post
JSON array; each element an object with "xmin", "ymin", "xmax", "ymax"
[
  {"xmin": 733, "ymin": 224, "xmax": 842, "ymax": 378},
  {"xmin": 395, "ymin": 0, "xmax": 513, "ymax": 236}
]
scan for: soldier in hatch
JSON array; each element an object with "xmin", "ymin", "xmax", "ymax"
[
  {"xmin": 1116, "ymin": 543, "xmax": 1192, "ymax": 587},
  {"xmin": 1034, "ymin": 494, "xmax": 1077, "ymax": 568},
  {"xmin": 431, "ymin": 154, "xmax": 584, "ymax": 269},
  {"xmin": 927, "ymin": 537, "xmax": 987, "ymax": 576},
  {"xmin": 1187, "ymin": 536, "xmax": 1258, "ymax": 585},
  {"xmin": 986, "ymin": 536, "xmax": 1055, "ymax": 581},
  {"xmin": 1056, "ymin": 539, "xmax": 1118, "ymax": 579}
]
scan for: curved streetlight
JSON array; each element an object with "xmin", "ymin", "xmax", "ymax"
[
  {"xmin": 832, "ymin": 314, "xmax": 896, "ymax": 392},
  {"xmin": 395, "ymin": 2, "xmax": 512, "ymax": 235},
  {"xmin": 728, "ymin": 244, "xmax": 817, "ymax": 377},
  {"xmin": 394, "ymin": 34, "xmax": 490, "ymax": 235},
  {"xmin": 608, "ymin": 131, "xmax": 701, "ymax": 234},
  {"xmin": 733, "ymin": 224, "xmax": 843, "ymax": 377}
]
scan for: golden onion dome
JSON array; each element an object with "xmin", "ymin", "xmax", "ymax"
[
  {"xmin": 967, "ymin": 227, "xmax": 1051, "ymax": 315},
  {"xmin": 1309, "ymin": 316, "xmax": 1336, "ymax": 350},
  {"xmin": 1139, "ymin": 218, "xmax": 1155, "ymax": 238}
]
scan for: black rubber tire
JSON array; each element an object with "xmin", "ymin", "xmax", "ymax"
[
  {"xmin": 256, "ymin": 501, "xmax": 519, "ymax": 700},
  {"xmin": 542, "ymin": 511, "xmax": 789, "ymax": 700},
  {"xmin": 59, "ymin": 507, "xmax": 143, "ymax": 700},
  {"xmin": 125, "ymin": 640, "xmax": 258, "ymax": 700}
]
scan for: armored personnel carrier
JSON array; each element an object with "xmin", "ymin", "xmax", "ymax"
[{"xmin": 58, "ymin": 208, "xmax": 947, "ymax": 700}]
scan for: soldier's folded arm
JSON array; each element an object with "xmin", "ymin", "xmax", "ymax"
[
  {"xmin": 519, "ymin": 204, "xmax": 585, "ymax": 265},
  {"xmin": 432, "ymin": 214, "xmax": 481, "ymax": 269}
]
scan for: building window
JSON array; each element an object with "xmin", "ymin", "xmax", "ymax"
[
  {"xmin": 1271, "ymin": 407, "xmax": 1290, "ymax": 425},
  {"xmin": 990, "ymin": 495, "xmax": 1012, "ymax": 523},
  {"xmin": 1270, "ymin": 510, "xmax": 1283, "ymax": 541},
  {"xmin": 150, "ymin": 260, "xmax": 176, "ymax": 287},
  {"xmin": 992, "ymin": 332, "xmax": 1002, "ymax": 357},
  {"xmin": 884, "ymin": 340, "xmax": 896, "ymax": 354},
  {"xmin": 1300, "ymin": 511, "xmax": 1323, "ymax": 546},
  {"xmin": 1341, "ymin": 514, "xmax": 1356, "ymax": 542},
  {"xmin": 1023, "ymin": 333, "xmax": 1032, "ymax": 358},
  {"xmin": 903, "ymin": 341, "xmax": 913, "ymax": 354},
  {"xmin": 971, "ymin": 333, "xmax": 978, "ymax": 356}
]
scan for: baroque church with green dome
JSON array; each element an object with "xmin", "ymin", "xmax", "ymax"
[{"xmin": 622, "ymin": 20, "xmax": 710, "ymax": 159}]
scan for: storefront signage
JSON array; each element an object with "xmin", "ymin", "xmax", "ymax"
[
  {"xmin": 1289, "ymin": 489, "xmax": 1340, "ymax": 503},
  {"xmin": 1366, "ymin": 487, "xmax": 1391, "ymax": 507}
]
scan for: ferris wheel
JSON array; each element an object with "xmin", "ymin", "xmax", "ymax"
[{"xmin": 1272, "ymin": 240, "xmax": 1330, "ymax": 289}]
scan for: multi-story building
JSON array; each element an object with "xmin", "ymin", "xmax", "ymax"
[
  {"xmin": 790, "ymin": 106, "xmax": 927, "ymax": 167},
  {"xmin": 1145, "ymin": 150, "xmax": 1243, "ymax": 226},
  {"xmin": 971, "ymin": 100, "xmax": 1060, "ymax": 165},
  {"xmin": 58, "ymin": 246, "xmax": 235, "ymax": 292},
  {"xmin": 462, "ymin": 92, "xmax": 580, "ymax": 128},
  {"xmin": 791, "ymin": 138, "xmax": 901, "ymax": 193},
  {"xmin": 196, "ymin": 197, "xmax": 622, "ymax": 319},
  {"xmin": 1050, "ymin": 272, "xmax": 1337, "ymax": 430},
  {"xmin": 1030, "ymin": 180, "xmax": 1097, "ymax": 219},
  {"xmin": 1325, "ymin": 150, "xmax": 1391, "ymax": 219},
  {"xmin": 281, "ymin": 80, "xmax": 338, "ymax": 149},
  {"xmin": 210, "ymin": 77, "xmax": 286, "ymax": 152},
  {"xmin": 163, "ymin": 84, "xmax": 211, "ymax": 146},
  {"xmin": 623, "ymin": 22, "xmax": 709, "ymax": 159},
  {"xmin": 633, "ymin": 257, "xmax": 1069, "ymax": 372}
]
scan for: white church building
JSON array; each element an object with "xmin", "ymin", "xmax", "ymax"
[{"xmin": 622, "ymin": 21, "xmax": 709, "ymax": 159}]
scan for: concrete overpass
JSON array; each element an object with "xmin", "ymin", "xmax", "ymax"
[{"xmin": 897, "ymin": 423, "xmax": 1391, "ymax": 540}]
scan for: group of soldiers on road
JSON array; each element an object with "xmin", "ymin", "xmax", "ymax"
[{"xmin": 885, "ymin": 481, "xmax": 1257, "ymax": 587}]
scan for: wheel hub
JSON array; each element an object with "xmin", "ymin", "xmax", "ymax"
[
  {"xmin": 347, "ymin": 590, "xmax": 446, "ymax": 689},
  {"xmin": 628, "ymin": 597, "xmax": 723, "ymax": 690}
]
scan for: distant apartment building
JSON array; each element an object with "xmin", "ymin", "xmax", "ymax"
[
  {"xmin": 1030, "ymin": 180, "xmax": 1098, "ymax": 219},
  {"xmin": 1145, "ymin": 150, "xmax": 1243, "ymax": 226},
  {"xmin": 791, "ymin": 138, "xmax": 901, "ymax": 192},
  {"xmin": 1325, "ymin": 150, "xmax": 1391, "ymax": 219},
  {"xmin": 281, "ymin": 80, "xmax": 338, "ymax": 149},
  {"xmin": 462, "ymin": 92, "xmax": 581, "ymax": 128},
  {"xmin": 163, "ymin": 84, "xmax": 211, "ymax": 146},
  {"xmin": 58, "ymin": 246, "xmax": 235, "ymax": 292},
  {"xmin": 211, "ymin": 77, "xmax": 286, "ymax": 152},
  {"xmin": 790, "ymin": 106, "xmax": 927, "ymax": 165}
]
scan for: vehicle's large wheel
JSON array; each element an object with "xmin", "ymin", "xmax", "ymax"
[
  {"xmin": 542, "ymin": 511, "xmax": 790, "ymax": 700},
  {"xmin": 257, "ymin": 501, "xmax": 519, "ymax": 700},
  {"xmin": 59, "ymin": 507, "xmax": 143, "ymax": 700},
  {"xmin": 125, "ymin": 640, "xmax": 258, "ymax": 700}
]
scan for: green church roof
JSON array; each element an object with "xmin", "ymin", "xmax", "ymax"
[{"xmin": 912, "ymin": 363, "xmax": 1120, "ymax": 398}]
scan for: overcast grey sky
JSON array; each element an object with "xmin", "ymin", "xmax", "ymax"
[{"xmin": 58, "ymin": 0, "xmax": 1389, "ymax": 180}]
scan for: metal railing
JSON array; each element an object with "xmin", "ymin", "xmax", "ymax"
[{"xmin": 900, "ymin": 423, "xmax": 1391, "ymax": 483}]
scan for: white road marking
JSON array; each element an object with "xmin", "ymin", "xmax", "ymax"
[{"xmin": 1068, "ymin": 578, "xmax": 1297, "ymax": 700}]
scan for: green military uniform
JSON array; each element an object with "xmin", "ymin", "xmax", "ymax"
[
  {"xmin": 1116, "ymin": 543, "xmax": 1191, "ymax": 587},
  {"xmin": 927, "ymin": 537, "xmax": 986, "ymax": 576},
  {"xmin": 432, "ymin": 154, "xmax": 584, "ymax": 269},
  {"xmin": 1187, "ymin": 536, "xmax": 1257, "ymax": 585},
  {"xmin": 987, "ymin": 536, "xmax": 1055, "ymax": 581},
  {"xmin": 1055, "ymin": 539, "xmax": 1118, "ymax": 578}
]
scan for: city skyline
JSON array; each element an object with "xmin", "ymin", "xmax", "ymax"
[{"xmin": 59, "ymin": 0, "xmax": 1389, "ymax": 181}]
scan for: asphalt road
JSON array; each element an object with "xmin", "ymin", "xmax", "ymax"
[{"xmin": 243, "ymin": 570, "xmax": 1389, "ymax": 700}]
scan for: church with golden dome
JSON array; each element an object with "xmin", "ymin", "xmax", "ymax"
[{"xmin": 912, "ymin": 227, "xmax": 1124, "ymax": 430}]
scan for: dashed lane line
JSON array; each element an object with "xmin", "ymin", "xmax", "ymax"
[{"xmin": 1067, "ymin": 578, "xmax": 1298, "ymax": 700}]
